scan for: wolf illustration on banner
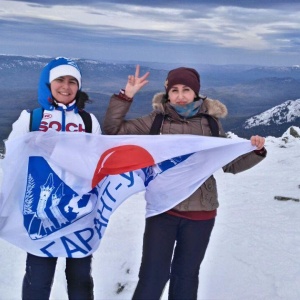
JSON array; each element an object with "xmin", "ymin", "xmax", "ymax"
[{"xmin": 23, "ymin": 156, "xmax": 98, "ymax": 240}]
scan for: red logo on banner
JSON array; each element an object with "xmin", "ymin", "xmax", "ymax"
[{"xmin": 92, "ymin": 145, "xmax": 155, "ymax": 188}]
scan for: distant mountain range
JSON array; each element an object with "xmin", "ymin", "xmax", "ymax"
[
  {"xmin": 244, "ymin": 99, "xmax": 300, "ymax": 128},
  {"xmin": 1, "ymin": 54, "xmax": 300, "ymax": 143},
  {"xmin": 237, "ymin": 99, "xmax": 300, "ymax": 137}
]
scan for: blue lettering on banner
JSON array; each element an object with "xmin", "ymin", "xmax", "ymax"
[
  {"xmin": 38, "ymin": 171, "xmax": 140, "ymax": 257},
  {"xmin": 120, "ymin": 172, "xmax": 135, "ymax": 187},
  {"xmin": 74, "ymin": 228, "xmax": 94, "ymax": 251},
  {"xmin": 61, "ymin": 236, "xmax": 89, "ymax": 257},
  {"xmin": 93, "ymin": 171, "xmax": 137, "ymax": 239},
  {"xmin": 40, "ymin": 241, "xmax": 56, "ymax": 257},
  {"xmin": 94, "ymin": 209, "xmax": 108, "ymax": 240},
  {"xmin": 40, "ymin": 227, "xmax": 95, "ymax": 257}
]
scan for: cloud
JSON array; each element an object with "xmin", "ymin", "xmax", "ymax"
[
  {"xmin": 8, "ymin": 0, "xmax": 300, "ymax": 9},
  {"xmin": 1, "ymin": 0, "xmax": 300, "ymax": 65}
]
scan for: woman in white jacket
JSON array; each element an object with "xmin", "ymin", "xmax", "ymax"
[{"xmin": 8, "ymin": 57, "xmax": 101, "ymax": 300}]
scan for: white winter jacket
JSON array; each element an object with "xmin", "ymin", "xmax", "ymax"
[{"xmin": 8, "ymin": 101, "xmax": 101, "ymax": 140}]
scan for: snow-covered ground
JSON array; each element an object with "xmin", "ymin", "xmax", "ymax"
[{"xmin": 0, "ymin": 129, "xmax": 300, "ymax": 300}]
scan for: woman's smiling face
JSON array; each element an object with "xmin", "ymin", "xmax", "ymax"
[{"xmin": 50, "ymin": 75, "xmax": 78, "ymax": 105}]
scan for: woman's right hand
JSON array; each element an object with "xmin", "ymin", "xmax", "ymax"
[{"xmin": 124, "ymin": 65, "xmax": 150, "ymax": 98}]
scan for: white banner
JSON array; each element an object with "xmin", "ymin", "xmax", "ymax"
[{"xmin": 0, "ymin": 130, "xmax": 255, "ymax": 257}]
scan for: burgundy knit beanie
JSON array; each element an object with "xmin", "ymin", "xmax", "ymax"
[{"xmin": 164, "ymin": 67, "xmax": 200, "ymax": 95}]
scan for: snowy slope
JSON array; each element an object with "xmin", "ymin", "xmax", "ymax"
[
  {"xmin": 0, "ymin": 129, "xmax": 300, "ymax": 300},
  {"xmin": 244, "ymin": 99, "xmax": 300, "ymax": 128}
]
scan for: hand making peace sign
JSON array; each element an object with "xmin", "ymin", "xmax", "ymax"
[{"xmin": 124, "ymin": 65, "xmax": 150, "ymax": 99}]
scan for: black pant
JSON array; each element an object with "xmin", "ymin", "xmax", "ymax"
[
  {"xmin": 132, "ymin": 213, "xmax": 215, "ymax": 300},
  {"xmin": 22, "ymin": 253, "xmax": 94, "ymax": 300}
]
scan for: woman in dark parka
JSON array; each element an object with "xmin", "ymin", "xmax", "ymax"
[{"xmin": 103, "ymin": 65, "xmax": 266, "ymax": 300}]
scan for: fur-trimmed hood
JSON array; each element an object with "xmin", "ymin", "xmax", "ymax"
[{"xmin": 152, "ymin": 92, "xmax": 228, "ymax": 118}]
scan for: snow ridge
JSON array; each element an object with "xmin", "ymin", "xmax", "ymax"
[{"xmin": 244, "ymin": 99, "xmax": 300, "ymax": 128}]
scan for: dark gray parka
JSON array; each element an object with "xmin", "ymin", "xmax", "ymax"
[{"xmin": 103, "ymin": 92, "xmax": 266, "ymax": 212}]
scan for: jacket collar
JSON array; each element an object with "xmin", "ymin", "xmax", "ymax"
[
  {"xmin": 151, "ymin": 92, "xmax": 228, "ymax": 118},
  {"xmin": 55, "ymin": 100, "xmax": 78, "ymax": 112}
]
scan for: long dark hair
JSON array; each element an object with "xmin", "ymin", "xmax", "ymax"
[{"xmin": 76, "ymin": 90, "xmax": 92, "ymax": 110}]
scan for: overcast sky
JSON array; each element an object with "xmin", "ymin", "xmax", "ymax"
[{"xmin": 1, "ymin": 0, "xmax": 300, "ymax": 66}]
